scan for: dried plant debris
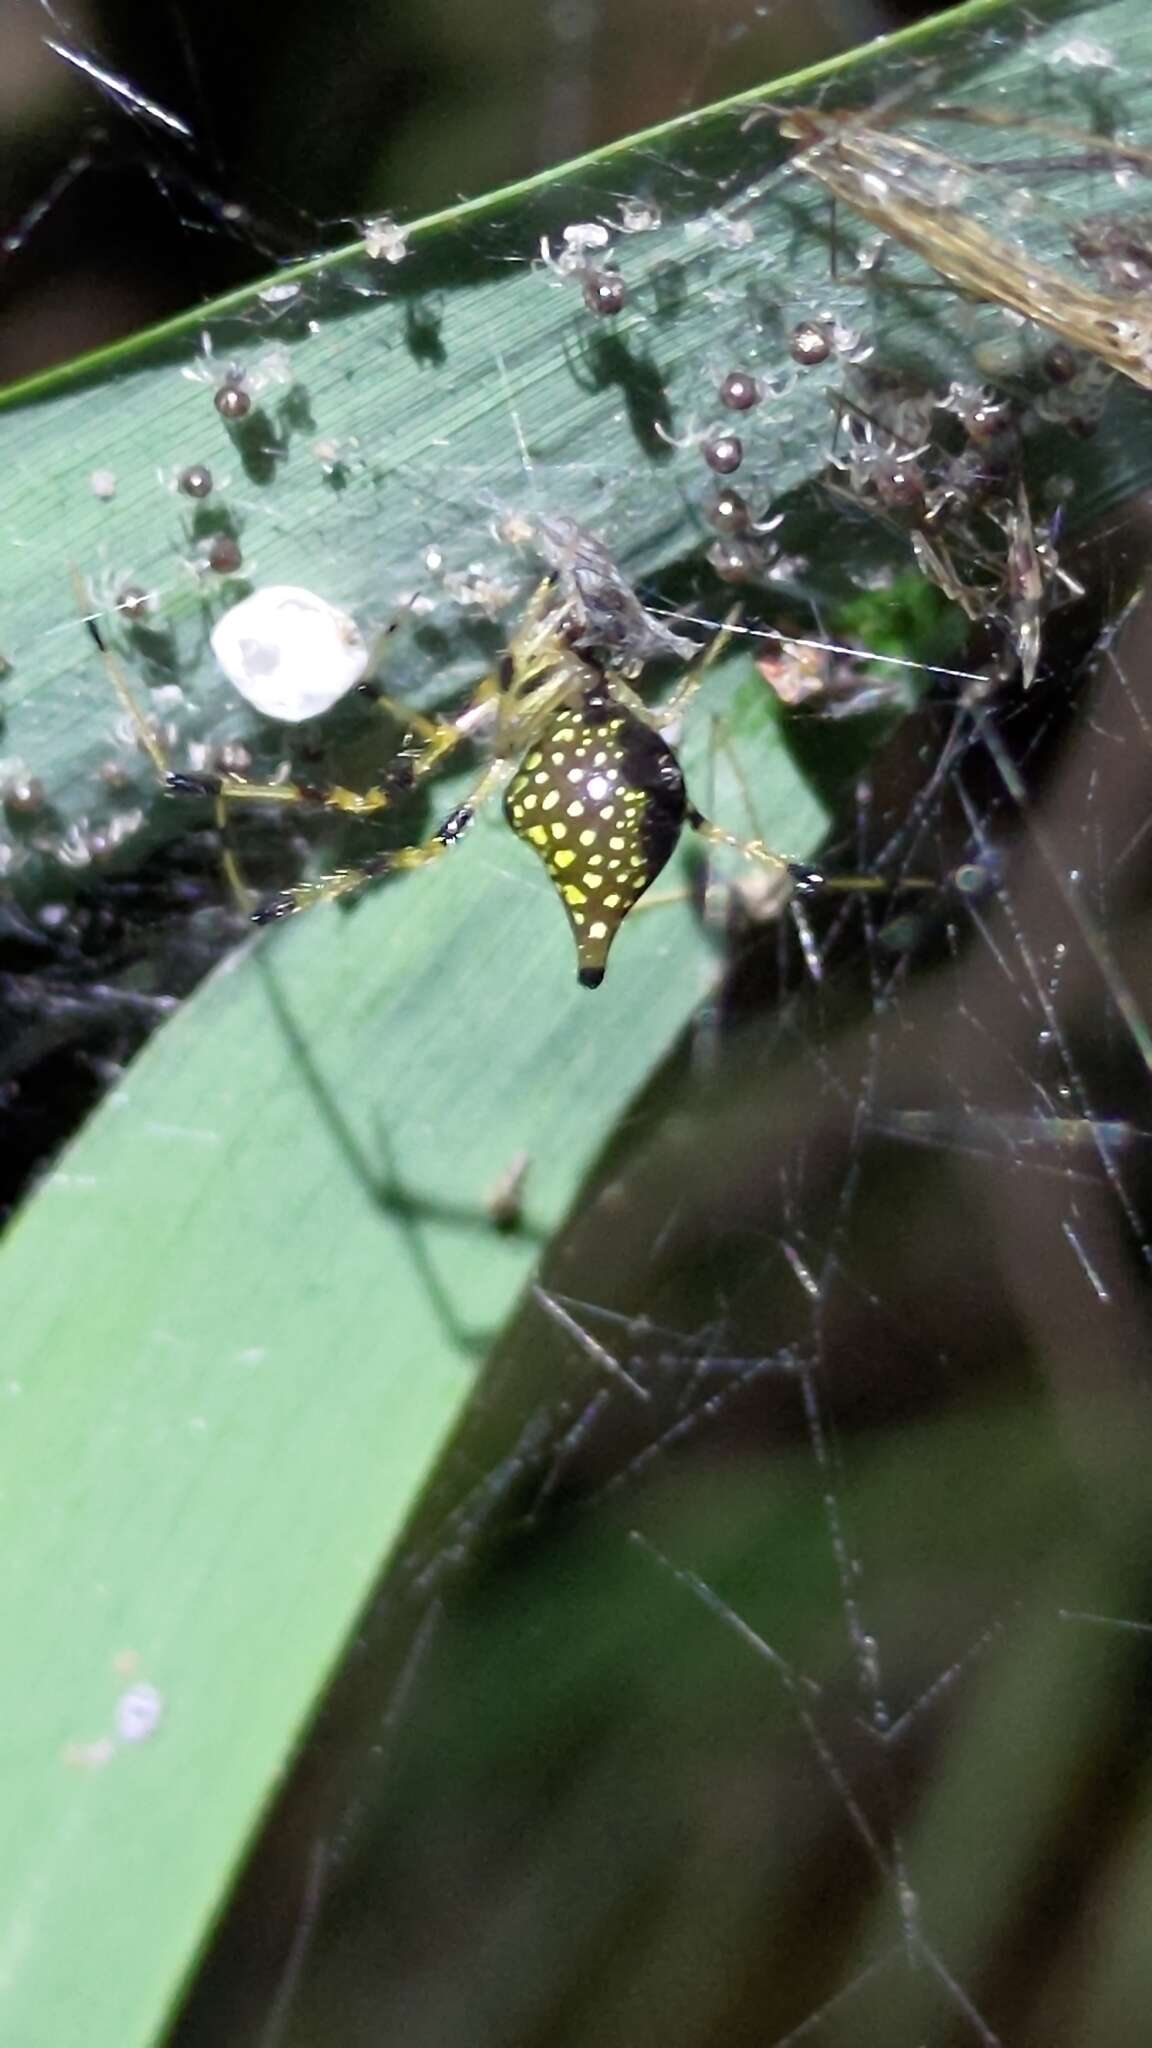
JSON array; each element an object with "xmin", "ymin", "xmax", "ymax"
[
  {"xmin": 528, "ymin": 516, "xmax": 696, "ymax": 664},
  {"xmin": 780, "ymin": 104, "xmax": 1152, "ymax": 393}
]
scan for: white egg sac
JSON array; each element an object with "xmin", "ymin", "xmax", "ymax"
[{"xmin": 210, "ymin": 585, "xmax": 370, "ymax": 721}]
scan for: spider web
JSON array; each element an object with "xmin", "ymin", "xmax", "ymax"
[{"xmin": 6, "ymin": 5, "xmax": 1152, "ymax": 2047}]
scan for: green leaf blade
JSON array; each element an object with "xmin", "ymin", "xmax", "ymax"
[{"xmin": 2, "ymin": 0, "xmax": 1149, "ymax": 2036}]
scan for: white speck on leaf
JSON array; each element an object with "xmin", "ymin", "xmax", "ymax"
[
  {"xmin": 363, "ymin": 213, "xmax": 409, "ymax": 263},
  {"xmin": 115, "ymin": 1682, "xmax": 165, "ymax": 1745},
  {"xmin": 1049, "ymin": 36, "xmax": 1115, "ymax": 68}
]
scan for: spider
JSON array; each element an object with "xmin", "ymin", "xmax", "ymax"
[{"xmin": 82, "ymin": 574, "xmax": 818, "ymax": 989}]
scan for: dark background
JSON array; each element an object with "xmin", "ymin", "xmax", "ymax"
[{"xmin": 1, "ymin": 0, "xmax": 938, "ymax": 388}]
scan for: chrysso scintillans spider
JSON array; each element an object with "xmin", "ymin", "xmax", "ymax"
[{"xmin": 84, "ymin": 575, "xmax": 814, "ymax": 988}]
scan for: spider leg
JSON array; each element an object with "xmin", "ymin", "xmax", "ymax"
[
  {"xmin": 167, "ymin": 688, "xmax": 499, "ymax": 817},
  {"xmin": 494, "ymin": 579, "xmax": 574, "ymax": 702},
  {"xmin": 78, "ymin": 575, "xmax": 493, "ymax": 913},
  {"xmin": 660, "ymin": 632, "xmax": 934, "ymax": 901},
  {"xmin": 687, "ymin": 806, "xmax": 942, "ymax": 901},
  {"xmin": 613, "ymin": 607, "xmax": 741, "ymax": 735},
  {"xmin": 365, "ymin": 691, "xmax": 452, "ymax": 744},
  {"xmin": 579, "ymin": 625, "xmax": 941, "ymax": 940},
  {"xmin": 512, "ymin": 575, "xmax": 562, "ymax": 647},
  {"xmin": 79, "ymin": 564, "xmax": 500, "ymax": 817},
  {"xmin": 179, "ymin": 704, "xmax": 498, "ymax": 912},
  {"xmin": 79, "ymin": 596, "xmax": 171, "ymax": 780},
  {"xmin": 252, "ymin": 758, "xmax": 511, "ymax": 923},
  {"xmin": 685, "ymin": 804, "xmax": 824, "ymax": 891},
  {"xmin": 78, "ymin": 594, "xmax": 263, "ymax": 909}
]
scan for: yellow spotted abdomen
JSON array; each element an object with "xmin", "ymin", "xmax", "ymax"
[{"xmin": 504, "ymin": 688, "xmax": 687, "ymax": 987}]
